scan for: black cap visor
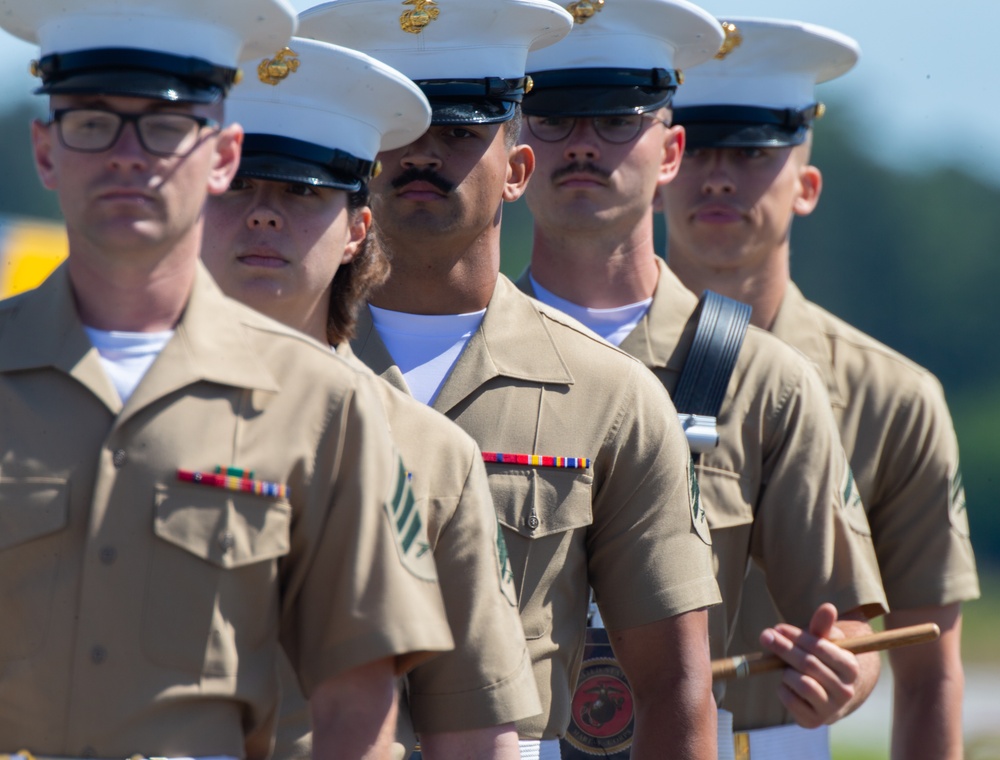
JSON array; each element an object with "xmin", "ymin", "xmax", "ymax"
[
  {"xmin": 523, "ymin": 68, "xmax": 679, "ymax": 117},
  {"xmin": 418, "ymin": 78, "xmax": 530, "ymax": 125},
  {"xmin": 676, "ymin": 105, "xmax": 819, "ymax": 149},
  {"xmin": 37, "ymin": 69, "xmax": 224, "ymax": 104},
  {"xmin": 34, "ymin": 48, "xmax": 237, "ymax": 104},
  {"xmin": 237, "ymin": 135, "xmax": 372, "ymax": 192},
  {"xmin": 428, "ymin": 98, "xmax": 515, "ymax": 125}
]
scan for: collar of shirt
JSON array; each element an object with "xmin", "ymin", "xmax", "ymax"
[
  {"xmin": 352, "ymin": 275, "xmax": 575, "ymax": 412},
  {"xmin": 0, "ymin": 262, "xmax": 280, "ymax": 416},
  {"xmin": 770, "ymin": 281, "xmax": 844, "ymax": 407},
  {"xmin": 528, "ymin": 273, "xmax": 652, "ymax": 348},
  {"xmin": 517, "ymin": 258, "xmax": 696, "ymax": 374}
]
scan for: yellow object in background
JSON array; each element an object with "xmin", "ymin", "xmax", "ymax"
[{"xmin": 0, "ymin": 217, "xmax": 68, "ymax": 298}]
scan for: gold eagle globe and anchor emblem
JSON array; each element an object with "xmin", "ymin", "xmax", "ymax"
[
  {"xmin": 715, "ymin": 21, "xmax": 743, "ymax": 60},
  {"xmin": 400, "ymin": 0, "xmax": 440, "ymax": 34},
  {"xmin": 258, "ymin": 48, "xmax": 300, "ymax": 86},
  {"xmin": 567, "ymin": 0, "xmax": 605, "ymax": 25}
]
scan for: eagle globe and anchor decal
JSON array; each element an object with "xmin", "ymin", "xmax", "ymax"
[{"xmin": 561, "ymin": 627, "xmax": 636, "ymax": 758}]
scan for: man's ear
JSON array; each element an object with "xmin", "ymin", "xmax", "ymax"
[
  {"xmin": 343, "ymin": 206, "xmax": 373, "ymax": 264},
  {"xmin": 658, "ymin": 123, "xmax": 685, "ymax": 187},
  {"xmin": 31, "ymin": 119, "xmax": 59, "ymax": 191},
  {"xmin": 206, "ymin": 123, "xmax": 243, "ymax": 196},
  {"xmin": 793, "ymin": 163, "xmax": 822, "ymax": 217},
  {"xmin": 503, "ymin": 142, "xmax": 535, "ymax": 202}
]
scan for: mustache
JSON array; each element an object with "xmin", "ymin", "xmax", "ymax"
[
  {"xmin": 390, "ymin": 167, "xmax": 455, "ymax": 194},
  {"xmin": 551, "ymin": 161, "xmax": 611, "ymax": 183}
]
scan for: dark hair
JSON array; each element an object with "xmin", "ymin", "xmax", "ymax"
[{"xmin": 326, "ymin": 186, "xmax": 389, "ymax": 346}]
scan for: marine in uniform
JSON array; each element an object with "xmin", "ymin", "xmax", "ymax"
[
  {"xmin": 296, "ymin": 2, "xmax": 722, "ymax": 758},
  {"xmin": 517, "ymin": 3, "xmax": 889, "ymax": 758},
  {"xmin": 199, "ymin": 37, "xmax": 539, "ymax": 759},
  {"xmin": 0, "ymin": 1, "xmax": 453, "ymax": 757},
  {"xmin": 662, "ymin": 17, "xmax": 981, "ymax": 760}
]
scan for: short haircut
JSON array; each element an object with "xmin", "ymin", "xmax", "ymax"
[{"xmin": 504, "ymin": 104, "xmax": 522, "ymax": 149}]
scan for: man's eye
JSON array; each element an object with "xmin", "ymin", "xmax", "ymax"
[
  {"xmin": 287, "ymin": 182, "xmax": 318, "ymax": 196},
  {"xmin": 227, "ymin": 177, "xmax": 253, "ymax": 192},
  {"xmin": 739, "ymin": 148, "xmax": 765, "ymax": 159},
  {"xmin": 601, "ymin": 116, "xmax": 634, "ymax": 128}
]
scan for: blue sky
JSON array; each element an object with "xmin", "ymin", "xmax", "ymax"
[{"xmin": 2, "ymin": 0, "xmax": 997, "ymax": 185}]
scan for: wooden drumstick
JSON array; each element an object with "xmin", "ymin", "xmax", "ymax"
[{"xmin": 712, "ymin": 622, "xmax": 941, "ymax": 681}]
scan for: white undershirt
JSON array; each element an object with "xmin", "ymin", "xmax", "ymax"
[
  {"xmin": 530, "ymin": 274, "xmax": 651, "ymax": 348},
  {"xmin": 83, "ymin": 327, "xmax": 174, "ymax": 404},
  {"xmin": 368, "ymin": 304, "xmax": 486, "ymax": 405}
]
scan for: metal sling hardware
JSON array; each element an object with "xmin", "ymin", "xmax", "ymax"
[{"xmin": 674, "ymin": 290, "xmax": 752, "ymax": 454}]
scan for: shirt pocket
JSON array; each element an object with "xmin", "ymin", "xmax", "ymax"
[
  {"xmin": 0, "ymin": 477, "xmax": 70, "ymax": 659},
  {"xmin": 142, "ymin": 482, "xmax": 291, "ymax": 677},
  {"xmin": 695, "ymin": 464, "xmax": 753, "ymax": 531},
  {"xmin": 486, "ymin": 466, "xmax": 593, "ymax": 639}
]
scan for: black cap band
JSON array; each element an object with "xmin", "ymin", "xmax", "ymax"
[
  {"xmin": 416, "ymin": 76, "xmax": 533, "ymax": 103},
  {"xmin": 34, "ymin": 47, "xmax": 239, "ymax": 102},
  {"xmin": 238, "ymin": 134, "xmax": 376, "ymax": 192},
  {"xmin": 675, "ymin": 104, "xmax": 822, "ymax": 148},
  {"xmin": 522, "ymin": 67, "xmax": 679, "ymax": 117},
  {"xmin": 416, "ymin": 77, "xmax": 531, "ymax": 125}
]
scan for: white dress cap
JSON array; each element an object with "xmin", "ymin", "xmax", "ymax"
[
  {"xmin": 298, "ymin": 0, "xmax": 573, "ymax": 124},
  {"xmin": 1, "ymin": 0, "xmax": 297, "ymax": 102},
  {"xmin": 528, "ymin": 0, "xmax": 724, "ymax": 75},
  {"xmin": 674, "ymin": 17, "xmax": 859, "ymax": 111},
  {"xmin": 229, "ymin": 38, "xmax": 431, "ymax": 190},
  {"xmin": 523, "ymin": 0, "xmax": 724, "ymax": 116},
  {"xmin": 673, "ymin": 17, "xmax": 860, "ymax": 147}
]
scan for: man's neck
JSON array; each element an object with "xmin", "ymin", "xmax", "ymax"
[
  {"xmin": 530, "ymin": 212, "xmax": 660, "ymax": 308},
  {"xmin": 67, "ymin": 229, "xmax": 203, "ymax": 332},
  {"xmin": 368, "ymin": 231, "xmax": 499, "ymax": 315},
  {"xmin": 666, "ymin": 240, "xmax": 790, "ymax": 330}
]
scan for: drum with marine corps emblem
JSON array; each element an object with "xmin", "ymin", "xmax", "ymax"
[{"xmin": 559, "ymin": 626, "xmax": 635, "ymax": 759}]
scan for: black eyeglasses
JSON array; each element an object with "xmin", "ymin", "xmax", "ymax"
[
  {"xmin": 49, "ymin": 108, "xmax": 220, "ymax": 157},
  {"xmin": 526, "ymin": 113, "xmax": 669, "ymax": 144}
]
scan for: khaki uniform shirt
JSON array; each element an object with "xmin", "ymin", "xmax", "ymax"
[
  {"xmin": 0, "ymin": 264, "xmax": 452, "ymax": 757},
  {"xmin": 726, "ymin": 282, "xmax": 980, "ymax": 729},
  {"xmin": 271, "ymin": 345, "xmax": 540, "ymax": 759},
  {"xmin": 520, "ymin": 262, "xmax": 886, "ymax": 671},
  {"xmin": 351, "ymin": 275, "xmax": 721, "ymax": 740}
]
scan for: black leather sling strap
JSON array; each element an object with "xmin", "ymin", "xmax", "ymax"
[
  {"xmin": 560, "ymin": 291, "xmax": 753, "ymax": 760},
  {"xmin": 674, "ymin": 290, "xmax": 752, "ymax": 453}
]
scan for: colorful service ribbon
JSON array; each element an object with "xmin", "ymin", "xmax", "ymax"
[
  {"xmin": 482, "ymin": 452, "xmax": 591, "ymax": 469},
  {"xmin": 177, "ymin": 467, "xmax": 289, "ymax": 499}
]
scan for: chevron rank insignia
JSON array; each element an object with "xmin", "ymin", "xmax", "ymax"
[{"xmin": 386, "ymin": 459, "xmax": 436, "ymax": 581}]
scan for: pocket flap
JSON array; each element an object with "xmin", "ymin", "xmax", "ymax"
[
  {"xmin": 153, "ymin": 483, "xmax": 291, "ymax": 569},
  {"xmin": 0, "ymin": 477, "xmax": 69, "ymax": 550},
  {"xmin": 487, "ymin": 465, "xmax": 593, "ymax": 539},
  {"xmin": 695, "ymin": 466, "xmax": 753, "ymax": 530}
]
